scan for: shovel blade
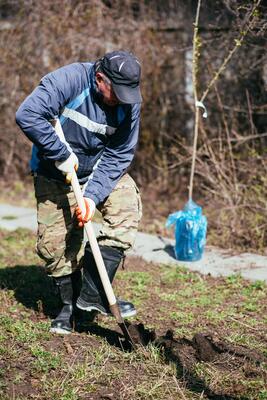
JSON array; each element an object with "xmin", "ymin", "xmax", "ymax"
[{"xmin": 109, "ymin": 303, "xmax": 137, "ymax": 349}]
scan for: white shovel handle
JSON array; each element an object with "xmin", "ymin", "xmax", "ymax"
[{"xmin": 54, "ymin": 119, "xmax": 117, "ymax": 307}]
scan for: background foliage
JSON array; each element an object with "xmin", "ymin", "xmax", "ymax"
[{"xmin": 0, "ymin": 0, "xmax": 266, "ymax": 251}]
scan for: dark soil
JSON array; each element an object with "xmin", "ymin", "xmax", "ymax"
[
  {"xmin": 126, "ymin": 322, "xmax": 156, "ymax": 347},
  {"xmin": 74, "ymin": 316, "xmax": 267, "ymax": 399},
  {"xmin": 0, "ymin": 229, "xmax": 266, "ymax": 400},
  {"xmin": 155, "ymin": 330, "xmax": 266, "ymax": 366},
  {"xmin": 110, "ymin": 323, "xmax": 267, "ymax": 399}
]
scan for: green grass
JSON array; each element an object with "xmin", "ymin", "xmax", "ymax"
[
  {"xmin": 0, "ymin": 228, "xmax": 266, "ymax": 400},
  {"xmin": 0, "ymin": 180, "xmax": 36, "ymax": 208},
  {"xmin": 30, "ymin": 344, "xmax": 62, "ymax": 372},
  {"xmin": 116, "ymin": 271, "xmax": 152, "ymax": 306}
]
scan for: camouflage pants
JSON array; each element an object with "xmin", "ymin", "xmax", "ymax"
[{"xmin": 34, "ymin": 174, "xmax": 142, "ymax": 277}]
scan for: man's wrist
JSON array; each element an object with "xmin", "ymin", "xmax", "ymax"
[
  {"xmin": 56, "ymin": 149, "xmax": 72, "ymax": 162},
  {"xmin": 84, "ymin": 193, "xmax": 100, "ymax": 206}
]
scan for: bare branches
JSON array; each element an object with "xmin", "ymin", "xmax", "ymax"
[{"xmin": 200, "ymin": 0, "xmax": 263, "ymax": 103}]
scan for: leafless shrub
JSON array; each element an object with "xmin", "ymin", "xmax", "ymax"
[{"xmin": 0, "ymin": 0, "xmax": 266, "ymax": 251}]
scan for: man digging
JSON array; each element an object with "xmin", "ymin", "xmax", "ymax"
[{"xmin": 16, "ymin": 50, "xmax": 143, "ymax": 334}]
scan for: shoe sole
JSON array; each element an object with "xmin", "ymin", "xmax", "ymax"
[
  {"xmin": 77, "ymin": 303, "xmax": 137, "ymax": 319},
  {"xmin": 50, "ymin": 327, "xmax": 72, "ymax": 334}
]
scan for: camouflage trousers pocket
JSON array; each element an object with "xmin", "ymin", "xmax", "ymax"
[
  {"xmin": 36, "ymin": 223, "xmax": 60, "ymax": 264},
  {"xmin": 97, "ymin": 174, "xmax": 143, "ymax": 250}
]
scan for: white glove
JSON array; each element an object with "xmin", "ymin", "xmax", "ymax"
[
  {"xmin": 55, "ymin": 152, "xmax": 79, "ymax": 183},
  {"xmin": 75, "ymin": 198, "xmax": 96, "ymax": 227}
]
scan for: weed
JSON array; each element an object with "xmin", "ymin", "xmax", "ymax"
[
  {"xmin": 259, "ymin": 390, "xmax": 267, "ymax": 400},
  {"xmin": 243, "ymin": 301, "xmax": 258, "ymax": 312},
  {"xmin": 13, "ymin": 372, "xmax": 24, "ymax": 384},
  {"xmin": 227, "ymin": 332, "xmax": 266, "ymax": 352},
  {"xmin": 146, "ymin": 343, "xmax": 162, "ymax": 364},
  {"xmin": 245, "ymin": 280, "xmax": 265, "ymax": 292},
  {"xmin": 0, "ymin": 345, "xmax": 7, "ymax": 355},
  {"xmin": 160, "ymin": 265, "xmax": 201, "ymax": 284},
  {"xmin": 204, "ymin": 308, "xmax": 236, "ymax": 323},
  {"xmin": 30, "ymin": 344, "xmax": 61, "ymax": 372},
  {"xmin": 171, "ymin": 310, "xmax": 194, "ymax": 324},
  {"xmin": 0, "ymin": 315, "xmax": 13, "ymax": 328},
  {"xmin": 174, "ymin": 326, "xmax": 193, "ymax": 337},
  {"xmin": 158, "ymin": 292, "xmax": 178, "ymax": 302},
  {"xmin": 1, "ymin": 215, "xmax": 17, "ymax": 220},
  {"xmin": 11, "ymin": 320, "xmax": 39, "ymax": 342},
  {"xmin": 226, "ymin": 273, "xmax": 244, "ymax": 288}
]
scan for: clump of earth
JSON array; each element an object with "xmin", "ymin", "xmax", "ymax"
[{"xmin": 123, "ymin": 322, "xmax": 267, "ymax": 399}]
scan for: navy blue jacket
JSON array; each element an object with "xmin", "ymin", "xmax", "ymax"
[{"xmin": 15, "ymin": 62, "xmax": 141, "ymax": 205}]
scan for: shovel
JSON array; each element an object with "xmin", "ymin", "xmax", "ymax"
[{"xmin": 53, "ymin": 119, "xmax": 135, "ymax": 348}]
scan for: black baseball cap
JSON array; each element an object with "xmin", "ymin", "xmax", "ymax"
[{"xmin": 100, "ymin": 51, "xmax": 142, "ymax": 104}]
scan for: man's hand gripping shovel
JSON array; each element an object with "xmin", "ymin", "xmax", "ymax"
[{"xmin": 54, "ymin": 119, "xmax": 136, "ymax": 349}]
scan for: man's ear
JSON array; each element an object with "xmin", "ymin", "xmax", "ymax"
[{"xmin": 95, "ymin": 72, "xmax": 104, "ymax": 84}]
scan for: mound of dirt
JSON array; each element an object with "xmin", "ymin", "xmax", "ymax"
[
  {"xmin": 120, "ymin": 322, "xmax": 266, "ymax": 364},
  {"xmin": 154, "ymin": 330, "xmax": 267, "ymax": 399},
  {"xmin": 126, "ymin": 322, "xmax": 156, "ymax": 347},
  {"xmin": 123, "ymin": 324, "xmax": 267, "ymax": 399},
  {"xmin": 155, "ymin": 330, "xmax": 266, "ymax": 364}
]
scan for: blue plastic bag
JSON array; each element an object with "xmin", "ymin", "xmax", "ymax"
[{"xmin": 166, "ymin": 199, "xmax": 207, "ymax": 261}]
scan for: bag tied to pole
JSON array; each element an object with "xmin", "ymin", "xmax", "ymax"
[{"xmin": 166, "ymin": 199, "xmax": 207, "ymax": 261}]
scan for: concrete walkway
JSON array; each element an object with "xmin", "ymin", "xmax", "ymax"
[{"xmin": 0, "ymin": 204, "xmax": 266, "ymax": 282}]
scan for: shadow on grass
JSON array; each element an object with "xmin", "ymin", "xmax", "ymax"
[
  {"xmin": 0, "ymin": 264, "xmax": 131, "ymax": 350},
  {"xmin": 76, "ymin": 319, "xmax": 131, "ymax": 351},
  {"xmin": 0, "ymin": 264, "xmax": 59, "ymax": 318}
]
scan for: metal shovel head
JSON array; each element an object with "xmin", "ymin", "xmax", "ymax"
[{"xmin": 109, "ymin": 303, "xmax": 137, "ymax": 349}]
